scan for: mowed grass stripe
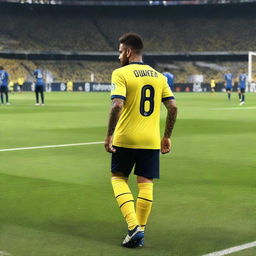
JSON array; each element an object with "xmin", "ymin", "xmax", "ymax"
[{"xmin": 0, "ymin": 92, "xmax": 256, "ymax": 256}]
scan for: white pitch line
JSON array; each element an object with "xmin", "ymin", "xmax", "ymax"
[
  {"xmin": 0, "ymin": 251, "xmax": 10, "ymax": 256},
  {"xmin": 202, "ymin": 241, "xmax": 256, "ymax": 256},
  {"xmin": 211, "ymin": 106, "xmax": 256, "ymax": 110},
  {"xmin": 0, "ymin": 141, "xmax": 103, "ymax": 152}
]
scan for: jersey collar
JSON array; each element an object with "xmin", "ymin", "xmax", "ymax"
[{"xmin": 128, "ymin": 62, "xmax": 145, "ymax": 65}]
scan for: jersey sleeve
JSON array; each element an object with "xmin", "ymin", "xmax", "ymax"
[
  {"xmin": 162, "ymin": 79, "xmax": 175, "ymax": 102},
  {"xmin": 111, "ymin": 69, "xmax": 126, "ymax": 100}
]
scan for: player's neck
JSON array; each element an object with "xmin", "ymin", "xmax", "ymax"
[{"xmin": 129, "ymin": 55, "xmax": 143, "ymax": 64}]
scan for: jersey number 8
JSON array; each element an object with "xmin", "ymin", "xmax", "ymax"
[{"xmin": 140, "ymin": 85, "xmax": 154, "ymax": 117}]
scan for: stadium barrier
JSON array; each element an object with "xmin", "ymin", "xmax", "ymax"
[
  {"xmin": 0, "ymin": 50, "xmax": 248, "ymax": 62},
  {"xmin": 0, "ymin": 0, "xmax": 254, "ymax": 6},
  {"xmin": 13, "ymin": 82, "xmax": 238, "ymax": 92}
]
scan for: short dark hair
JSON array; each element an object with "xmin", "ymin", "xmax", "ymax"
[
  {"xmin": 164, "ymin": 67, "xmax": 169, "ymax": 72},
  {"xmin": 119, "ymin": 32, "xmax": 143, "ymax": 54},
  {"xmin": 0, "ymin": 66, "xmax": 4, "ymax": 70}
]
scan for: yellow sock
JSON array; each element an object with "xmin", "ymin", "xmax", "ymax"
[
  {"xmin": 136, "ymin": 183, "xmax": 153, "ymax": 231},
  {"xmin": 111, "ymin": 177, "xmax": 139, "ymax": 230}
]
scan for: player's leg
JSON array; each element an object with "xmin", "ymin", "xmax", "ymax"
[
  {"xmin": 112, "ymin": 173, "xmax": 143, "ymax": 248},
  {"xmin": 240, "ymin": 88, "xmax": 245, "ymax": 105},
  {"xmin": 242, "ymin": 93, "xmax": 245, "ymax": 102},
  {"xmin": 227, "ymin": 89, "xmax": 231, "ymax": 100},
  {"xmin": 238, "ymin": 88, "xmax": 241, "ymax": 101},
  {"xmin": 135, "ymin": 176, "xmax": 153, "ymax": 248},
  {"xmin": 111, "ymin": 146, "xmax": 140, "ymax": 245},
  {"xmin": 40, "ymin": 87, "xmax": 44, "ymax": 105},
  {"xmin": 5, "ymin": 87, "xmax": 9, "ymax": 104},
  {"xmin": 5, "ymin": 91, "xmax": 9, "ymax": 104},
  {"xmin": 136, "ymin": 176, "xmax": 153, "ymax": 232},
  {"xmin": 35, "ymin": 87, "xmax": 39, "ymax": 105},
  {"xmin": 0, "ymin": 91, "xmax": 3, "ymax": 104},
  {"xmin": 134, "ymin": 149, "xmax": 159, "ymax": 247},
  {"xmin": 0, "ymin": 86, "xmax": 4, "ymax": 104},
  {"xmin": 111, "ymin": 174, "xmax": 138, "ymax": 231}
]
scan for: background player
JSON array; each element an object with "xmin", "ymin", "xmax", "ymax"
[
  {"xmin": 17, "ymin": 77, "xmax": 25, "ymax": 93},
  {"xmin": 33, "ymin": 68, "xmax": 45, "ymax": 106},
  {"xmin": 238, "ymin": 71, "xmax": 247, "ymax": 105},
  {"xmin": 210, "ymin": 77, "xmax": 216, "ymax": 94},
  {"xmin": 104, "ymin": 33, "xmax": 177, "ymax": 248},
  {"xmin": 67, "ymin": 80, "xmax": 73, "ymax": 92},
  {"xmin": 224, "ymin": 71, "xmax": 233, "ymax": 100},
  {"xmin": 9, "ymin": 80, "xmax": 14, "ymax": 93},
  {"xmin": 0, "ymin": 66, "xmax": 10, "ymax": 105},
  {"xmin": 163, "ymin": 67, "xmax": 175, "ymax": 91}
]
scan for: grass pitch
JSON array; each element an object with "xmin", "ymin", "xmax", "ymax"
[{"xmin": 0, "ymin": 92, "xmax": 255, "ymax": 256}]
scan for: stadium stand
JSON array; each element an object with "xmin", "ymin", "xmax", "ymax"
[
  {"xmin": 0, "ymin": 58, "xmax": 120, "ymax": 83},
  {"xmin": 0, "ymin": 57, "xmax": 247, "ymax": 83},
  {"xmin": 0, "ymin": 3, "xmax": 255, "ymax": 82},
  {"xmin": 1, "ymin": 4, "xmax": 256, "ymax": 52}
]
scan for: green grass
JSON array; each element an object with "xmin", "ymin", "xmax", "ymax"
[{"xmin": 0, "ymin": 92, "xmax": 255, "ymax": 256}]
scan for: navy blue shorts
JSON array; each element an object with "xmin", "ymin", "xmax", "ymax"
[
  {"xmin": 111, "ymin": 146, "xmax": 160, "ymax": 179},
  {"xmin": 240, "ymin": 88, "xmax": 245, "ymax": 93},
  {"xmin": 35, "ymin": 85, "xmax": 44, "ymax": 93},
  {"xmin": 226, "ymin": 87, "xmax": 232, "ymax": 92},
  {"xmin": 0, "ymin": 86, "xmax": 8, "ymax": 93}
]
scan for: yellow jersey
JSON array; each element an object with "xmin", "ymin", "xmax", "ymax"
[
  {"xmin": 67, "ymin": 81, "xmax": 73, "ymax": 91},
  {"xmin": 18, "ymin": 78, "xmax": 25, "ymax": 86},
  {"xmin": 210, "ymin": 79, "xmax": 216, "ymax": 88},
  {"xmin": 111, "ymin": 62, "xmax": 174, "ymax": 150},
  {"xmin": 9, "ymin": 81, "xmax": 14, "ymax": 91}
]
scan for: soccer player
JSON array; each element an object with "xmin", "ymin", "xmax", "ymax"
[
  {"xmin": 224, "ymin": 71, "xmax": 233, "ymax": 100},
  {"xmin": 0, "ymin": 66, "xmax": 10, "ymax": 105},
  {"xmin": 67, "ymin": 80, "xmax": 73, "ymax": 92},
  {"xmin": 9, "ymin": 80, "xmax": 14, "ymax": 93},
  {"xmin": 33, "ymin": 68, "xmax": 45, "ymax": 106},
  {"xmin": 17, "ymin": 77, "xmax": 25, "ymax": 93},
  {"xmin": 163, "ymin": 67, "xmax": 175, "ymax": 91},
  {"xmin": 238, "ymin": 72, "xmax": 247, "ymax": 105},
  {"xmin": 104, "ymin": 33, "xmax": 177, "ymax": 248},
  {"xmin": 210, "ymin": 77, "xmax": 216, "ymax": 94}
]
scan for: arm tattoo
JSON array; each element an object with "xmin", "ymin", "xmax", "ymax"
[
  {"xmin": 107, "ymin": 100, "xmax": 123, "ymax": 136},
  {"xmin": 164, "ymin": 100, "xmax": 177, "ymax": 138}
]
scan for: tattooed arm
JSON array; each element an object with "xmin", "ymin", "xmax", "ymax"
[
  {"xmin": 104, "ymin": 98, "xmax": 124, "ymax": 153},
  {"xmin": 161, "ymin": 99, "xmax": 177, "ymax": 154}
]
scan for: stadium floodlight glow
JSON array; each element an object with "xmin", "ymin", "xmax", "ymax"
[{"xmin": 248, "ymin": 51, "xmax": 256, "ymax": 83}]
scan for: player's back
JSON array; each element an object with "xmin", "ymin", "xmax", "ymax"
[
  {"xmin": 34, "ymin": 69, "xmax": 45, "ymax": 86},
  {"xmin": 0, "ymin": 70, "xmax": 8, "ymax": 86},
  {"xmin": 111, "ymin": 63, "xmax": 174, "ymax": 150},
  {"xmin": 224, "ymin": 73, "xmax": 233, "ymax": 87},
  {"xmin": 163, "ymin": 72, "xmax": 174, "ymax": 87},
  {"xmin": 239, "ymin": 74, "xmax": 247, "ymax": 88}
]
